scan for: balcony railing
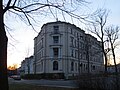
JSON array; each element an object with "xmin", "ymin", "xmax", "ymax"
[
  {"xmin": 50, "ymin": 31, "xmax": 63, "ymax": 35},
  {"xmin": 49, "ymin": 43, "xmax": 63, "ymax": 46}
]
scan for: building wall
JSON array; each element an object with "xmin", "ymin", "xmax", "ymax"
[
  {"xmin": 21, "ymin": 56, "xmax": 34, "ymax": 75},
  {"xmin": 34, "ymin": 21, "xmax": 104, "ymax": 78}
]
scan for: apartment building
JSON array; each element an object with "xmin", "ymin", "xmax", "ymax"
[
  {"xmin": 20, "ymin": 56, "xmax": 34, "ymax": 75},
  {"xmin": 34, "ymin": 21, "xmax": 104, "ymax": 79}
]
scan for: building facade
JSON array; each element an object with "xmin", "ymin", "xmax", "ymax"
[
  {"xmin": 20, "ymin": 56, "xmax": 34, "ymax": 75},
  {"xmin": 34, "ymin": 21, "xmax": 104, "ymax": 78}
]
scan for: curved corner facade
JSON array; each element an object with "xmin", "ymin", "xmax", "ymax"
[{"xmin": 34, "ymin": 21, "xmax": 104, "ymax": 79}]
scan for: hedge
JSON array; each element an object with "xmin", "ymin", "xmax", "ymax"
[{"xmin": 21, "ymin": 73, "xmax": 65, "ymax": 79}]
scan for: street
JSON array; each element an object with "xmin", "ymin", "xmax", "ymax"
[{"xmin": 8, "ymin": 78, "xmax": 78, "ymax": 88}]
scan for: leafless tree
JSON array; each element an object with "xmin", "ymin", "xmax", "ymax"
[
  {"xmin": 105, "ymin": 25, "xmax": 120, "ymax": 73},
  {"xmin": 87, "ymin": 9, "xmax": 109, "ymax": 73},
  {"xmin": 1, "ymin": 0, "xmax": 88, "ymax": 90}
]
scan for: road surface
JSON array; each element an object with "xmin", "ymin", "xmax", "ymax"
[{"xmin": 8, "ymin": 78, "xmax": 78, "ymax": 88}]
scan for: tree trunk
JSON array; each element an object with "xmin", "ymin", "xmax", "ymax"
[
  {"xmin": 110, "ymin": 41, "xmax": 117, "ymax": 73},
  {"xmin": 0, "ymin": 10, "xmax": 9, "ymax": 90},
  {"xmin": 104, "ymin": 51, "xmax": 108, "ymax": 73},
  {"xmin": 112, "ymin": 48, "xmax": 117, "ymax": 73},
  {"xmin": 102, "ymin": 41, "xmax": 108, "ymax": 73}
]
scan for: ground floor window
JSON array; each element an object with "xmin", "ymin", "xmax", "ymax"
[
  {"xmin": 71, "ymin": 62, "xmax": 74, "ymax": 71},
  {"xmin": 53, "ymin": 61, "xmax": 58, "ymax": 70}
]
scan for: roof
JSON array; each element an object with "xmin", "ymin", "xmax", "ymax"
[{"xmin": 41, "ymin": 21, "xmax": 85, "ymax": 33}]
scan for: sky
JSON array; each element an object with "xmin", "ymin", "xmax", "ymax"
[{"xmin": 6, "ymin": 0, "xmax": 120, "ymax": 67}]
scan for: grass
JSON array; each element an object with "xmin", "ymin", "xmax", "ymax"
[{"xmin": 9, "ymin": 83, "xmax": 78, "ymax": 90}]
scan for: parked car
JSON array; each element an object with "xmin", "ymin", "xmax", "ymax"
[{"xmin": 10, "ymin": 75, "xmax": 21, "ymax": 80}]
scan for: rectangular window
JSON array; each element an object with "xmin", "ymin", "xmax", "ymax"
[
  {"xmin": 53, "ymin": 61, "xmax": 58, "ymax": 70},
  {"xmin": 71, "ymin": 28, "xmax": 73, "ymax": 34},
  {"xmin": 75, "ymin": 63, "xmax": 77, "ymax": 71},
  {"xmin": 53, "ymin": 36, "xmax": 59, "ymax": 43},
  {"xmin": 53, "ymin": 48, "xmax": 59, "ymax": 57},
  {"xmin": 54, "ymin": 26, "xmax": 59, "ymax": 34},
  {"xmin": 71, "ymin": 62, "xmax": 74, "ymax": 71},
  {"xmin": 74, "ymin": 31, "xmax": 76, "ymax": 36},
  {"xmin": 77, "ymin": 33, "xmax": 78, "ymax": 37},
  {"xmin": 75, "ymin": 50, "xmax": 78, "ymax": 58},
  {"xmin": 74, "ymin": 39, "xmax": 76, "ymax": 47},
  {"xmin": 71, "ymin": 49, "xmax": 74, "ymax": 57},
  {"xmin": 93, "ymin": 65, "xmax": 95, "ymax": 70},
  {"xmin": 70, "ymin": 37, "xmax": 74, "ymax": 46},
  {"xmin": 41, "ymin": 38, "xmax": 43, "ymax": 48}
]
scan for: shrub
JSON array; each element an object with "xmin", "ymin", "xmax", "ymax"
[
  {"xmin": 21, "ymin": 73, "xmax": 64, "ymax": 79},
  {"xmin": 77, "ymin": 73, "xmax": 120, "ymax": 90}
]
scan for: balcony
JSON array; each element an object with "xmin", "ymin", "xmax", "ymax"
[
  {"xmin": 49, "ymin": 43, "xmax": 63, "ymax": 47},
  {"xmin": 50, "ymin": 31, "xmax": 63, "ymax": 36}
]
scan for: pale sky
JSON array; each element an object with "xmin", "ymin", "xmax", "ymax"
[{"xmin": 6, "ymin": 0, "xmax": 120, "ymax": 67}]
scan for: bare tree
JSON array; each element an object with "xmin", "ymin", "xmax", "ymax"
[
  {"xmin": 105, "ymin": 25, "xmax": 120, "ymax": 73},
  {"xmin": 87, "ymin": 9, "xmax": 109, "ymax": 73},
  {"xmin": 1, "ymin": 0, "xmax": 88, "ymax": 90}
]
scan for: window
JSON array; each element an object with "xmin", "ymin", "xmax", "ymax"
[
  {"xmin": 75, "ymin": 50, "xmax": 78, "ymax": 58},
  {"xmin": 80, "ymin": 63, "xmax": 83, "ymax": 67},
  {"xmin": 54, "ymin": 26, "xmax": 59, "ymax": 34},
  {"xmin": 91, "ymin": 65, "xmax": 92, "ymax": 69},
  {"xmin": 80, "ymin": 53, "xmax": 82, "ymax": 59},
  {"xmin": 77, "ymin": 33, "xmax": 78, "ymax": 37},
  {"xmin": 83, "ymin": 64, "xmax": 85, "ymax": 71},
  {"xmin": 41, "ymin": 38, "xmax": 43, "ymax": 48},
  {"xmin": 80, "ymin": 35, "xmax": 83, "ymax": 40},
  {"xmin": 71, "ymin": 49, "xmax": 74, "ymax": 57},
  {"xmin": 53, "ymin": 48, "xmax": 59, "ymax": 57},
  {"xmin": 53, "ymin": 36, "xmax": 59, "ymax": 43},
  {"xmin": 74, "ymin": 39, "xmax": 76, "ymax": 47},
  {"xmin": 71, "ymin": 62, "xmax": 74, "ymax": 71},
  {"xmin": 86, "ymin": 64, "xmax": 88, "ymax": 70},
  {"xmin": 41, "ymin": 62, "xmax": 43, "ymax": 71},
  {"xmin": 53, "ymin": 61, "xmax": 58, "ymax": 70},
  {"xmin": 71, "ymin": 28, "xmax": 73, "ymax": 34},
  {"xmin": 93, "ymin": 65, "xmax": 95, "ymax": 70},
  {"xmin": 70, "ymin": 37, "xmax": 74, "ymax": 46},
  {"xmin": 74, "ymin": 31, "xmax": 76, "ymax": 36},
  {"xmin": 75, "ymin": 63, "xmax": 77, "ymax": 71}
]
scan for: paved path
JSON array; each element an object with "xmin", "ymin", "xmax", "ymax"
[{"xmin": 9, "ymin": 78, "xmax": 78, "ymax": 88}]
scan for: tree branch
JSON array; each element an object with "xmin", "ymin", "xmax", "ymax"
[
  {"xmin": 13, "ymin": 0, "xmax": 18, "ymax": 6},
  {"xmin": 4, "ymin": 0, "xmax": 12, "ymax": 13}
]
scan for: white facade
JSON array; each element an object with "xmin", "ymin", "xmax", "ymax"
[
  {"xmin": 85, "ymin": 34, "xmax": 104, "ymax": 73},
  {"xmin": 34, "ymin": 21, "xmax": 104, "ymax": 78},
  {"xmin": 21, "ymin": 56, "xmax": 34, "ymax": 75}
]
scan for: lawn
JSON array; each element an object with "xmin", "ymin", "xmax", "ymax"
[{"xmin": 9, "ymin": 83, "xmax": 78, "ymax": 90}]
